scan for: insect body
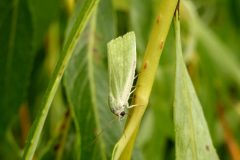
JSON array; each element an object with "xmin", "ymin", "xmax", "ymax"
[{"xmin": 107, "ymin": 32, "xmax": 136, "ymax": 119}]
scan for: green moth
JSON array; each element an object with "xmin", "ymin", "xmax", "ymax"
[{"xmin": 107, "ymin": 32, "xmax": 136, "ymax": 119}]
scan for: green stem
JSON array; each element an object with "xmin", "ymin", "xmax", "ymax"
[
  {"xmin": 111, "ymin": 0, "xmax": 178, "ymax": 159},
  {"xmin": 22, "ymin": 0, "xmax": 99, "ymax": 159}
]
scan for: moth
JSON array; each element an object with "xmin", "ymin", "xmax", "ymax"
[{"xmin": 107, "ymin": 32, "xmax": 136, "ymax": 119}]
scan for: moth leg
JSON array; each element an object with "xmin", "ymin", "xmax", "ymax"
[
  {"xmin": 127, "ymin": 104, "xmax": 144, "ymax": 108},
  {"xmin": 134, "ymin": 74, "xmax": 138, "ymax": 80},
  {"xmin": 130, "ymin": 83, "xmax": 142, "ymax": 91},
  {"xmin": 134, "ymin": 71, "xmax": 144, "ymax": 80},
  {"xmin": 129, "ymin": 87, "xmax": 136, "ymax": 95},
  {"xmin": 118, "ymin": 117, "xmax": 126, "ymax": 138}
]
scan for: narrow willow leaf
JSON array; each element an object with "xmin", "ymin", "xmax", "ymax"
[
  {"xmin": 0, "ymin": 0, "xmax": 33, "ymax": 158},
  {"xmin": 22, "ymin": 0, "xmax": 99, "ymax": 159},
  {"xmin": 64, "ymin": 0, "xmax": 120, "ymax": 159},
  {"xmin": 173, "ymin": 11, "xmax": 219, "ymax": 160}
]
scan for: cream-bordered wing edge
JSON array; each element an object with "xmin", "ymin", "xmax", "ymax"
[{"xmin": 107, "ymin": 32, "xmax": 136, "ymax": 119}]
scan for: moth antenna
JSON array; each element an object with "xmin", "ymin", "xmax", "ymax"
[
  {"xmin": 83, "ymin": 116, "xmax": 118, "ymax": 150},
  {"xmin": 118, "ymin": 118, "xmax": 126, "ymax": 139}
]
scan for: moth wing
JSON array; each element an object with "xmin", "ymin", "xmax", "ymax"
[{"xmin": 107, "ymin": 32, "xmax": 136, "ymax": 109}]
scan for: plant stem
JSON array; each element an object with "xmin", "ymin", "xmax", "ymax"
[{"xmin": 112, "ymin": 0, "xmax": 178, "ymax": 159}]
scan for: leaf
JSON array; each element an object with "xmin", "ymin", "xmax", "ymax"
[
  {"xmin": 173, "ymin": 10, "xmax": 219, "ymax": 160},
  {"xmin": 0, "ymin": 0, "xmax": 33, "ymax": 155},
  {"xmin": 63, "ymin": 0, "xmax": 120, "ymax": 159},
  {"xmin": 111, "ymin": 0, "xmax": 179, "ymax": 159},
  {"xmin": 22, "ymin": 0, "xmax": 99, "ymax": 159}
]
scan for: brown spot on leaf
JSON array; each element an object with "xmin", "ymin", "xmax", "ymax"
[
  {"xmin": 205, "ymin": 145, "xmax": 210, "ymax": 151},
  {"xmin": 65, "ymin": 108, "xmax": 70, "ymax": 118},
  {"xmin": 54, "ymin": 143, "xmax": 60, "ymax": 151},
  {"xmin": 159, "ymin": 41, "xmax": 164, "ymax": 49},
  {"xmin": 93, "ymin": 47, "xmax": 98, "ymax": 53},
  {"xmin": 156, "ymin": 15, "xmax": 161, "ymax": 24},
  {"xmin": 60, "ymin": 122, "xmax": 66, "ymax": 130},
  {"xmin": 144, "ymin": 62, "xmax": 148, "ymax": 69}
]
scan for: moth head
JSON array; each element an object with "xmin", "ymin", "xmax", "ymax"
[
  {"xmin": 119, "ymin": 110, "xmax": 126, "ymax": 118},
  {"xmin": 110, "ymin": 106, "xmax": 126, "ymax": 119}
]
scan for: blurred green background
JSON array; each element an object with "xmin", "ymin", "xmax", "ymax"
[{"xmin": 0, "ymin": 0, "xmax": 240, "ymax": 159}]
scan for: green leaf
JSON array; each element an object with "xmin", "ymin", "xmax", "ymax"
[
  {"xmin": 173, "ymin": 10, "xmax": 219, "ymax": 160},
  {"xmin": 64, "ymin": 0, "xmax": 120, "ymax": 159},
  {"xmin": 22, "ymin": 0, "xmax": 99, "ymax": 159},
  {"xmin": 0, "ymin": 0, "xmax": 33, "ymax": 144}
]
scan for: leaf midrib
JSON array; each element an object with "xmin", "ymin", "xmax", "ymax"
[{"xmin": 183, "ymin": 67, "xmax": 198, "ymax": 159}]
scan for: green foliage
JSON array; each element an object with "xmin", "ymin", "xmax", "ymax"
[
  {"xmin": 174, "ymin": 11, "xmax": 219, "ymax": 160},
  {"xmin": 0, "ymin": 0, "xmax": 33, "ymax": 159},
  {"xmin": 64, "ymin": 0, "xmax": 119, "ymax": 159},
  {"xmin": 0, "ymin": 0, "xmax": 239, "ymax": 159},
  {"xmin": 22, "ymin": 0, "xmax": 99, "ymax": 159}
]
